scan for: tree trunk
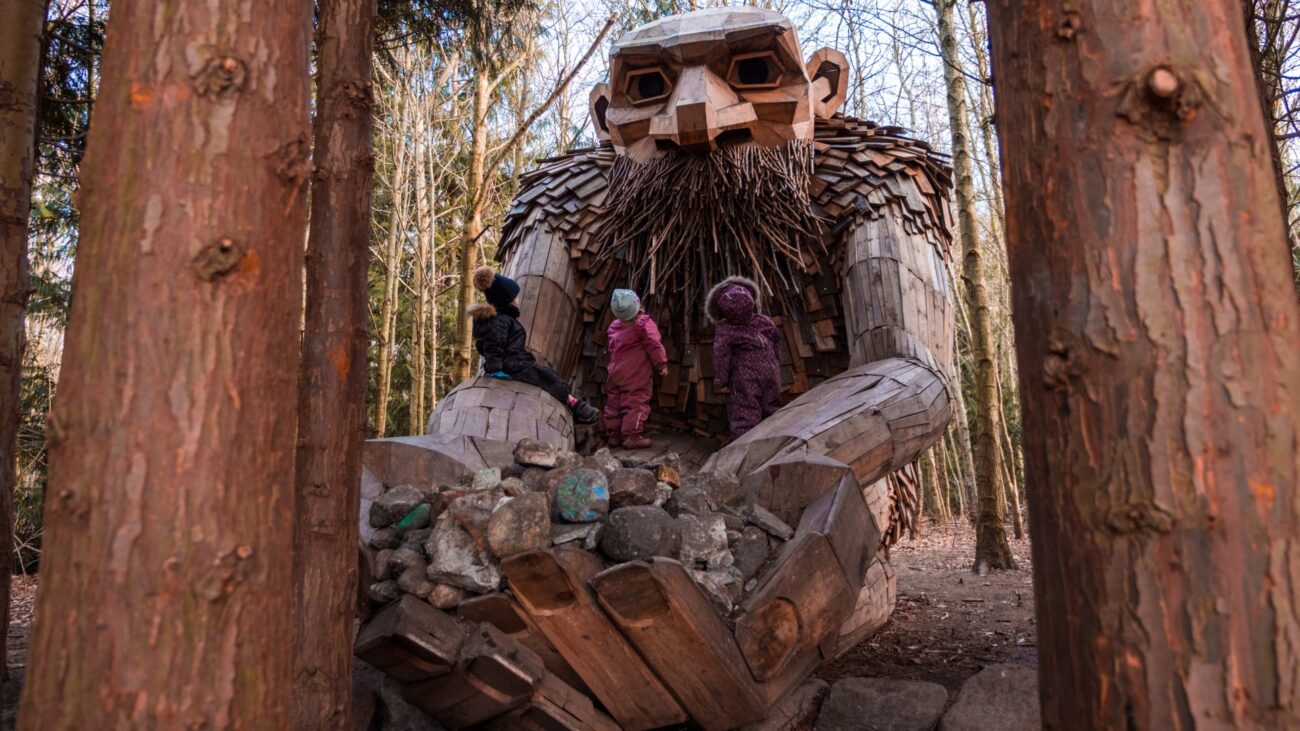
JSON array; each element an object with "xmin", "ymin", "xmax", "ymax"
[
  {"xmin": 986, "ymin": 1, "xmax": 1300, "ymax": 727},
  {"xmin": 454, "ymin": 71, "xmax": 491, "ymax": 383},
  {"xmin": 935, "ymin": 0, "xmax": 1015, "ymax": 571},
  {"xmin": 0, "ymin": 0, "xmax": 44, "ymax": 686},
  {"xmin": 410, "ymin": 126, "xmax": 429, "ymax": 434},
  {"xmin": 293, "ymin": 0, "xmax": 375, "ymax": 726},
  {"xmin": 19, "ymin": 1, "xmax": 312, "ymax": 726},
  {"xmin": 374, "ymin": 90, "xmax": 410, "ymax": 437}
]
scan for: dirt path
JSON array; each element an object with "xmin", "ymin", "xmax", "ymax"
[{"xmin": 819, "ymin": 519, "xmax": 1037, "ymax": 692}]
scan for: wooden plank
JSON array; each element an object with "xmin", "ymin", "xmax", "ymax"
[
  {"xmin": 483, "ymin": 671, "xmax": 621, "ymax": 731},
  {"xmin": 501, "ymin": 549, "xmax": 687, "ymax": 731},
  {"xmin": 354, "ymin": 595, "xmax": 468, "ymax": 682},
  {"xmin": 591, "ymin": 560, "xmax": 767, "ymax": 730}
]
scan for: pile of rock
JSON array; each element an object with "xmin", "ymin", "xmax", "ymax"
[{"xmin": 364, "ymin": 438, "xmax": 797, "ymax": 615}]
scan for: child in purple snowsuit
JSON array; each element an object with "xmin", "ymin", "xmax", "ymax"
[
  {"xmin": 707, "ymin": 277, "xmax": 782, "ymax": 438},
  {"xmin": 604, "ymin": 289, "xmax": 668, "ymax": 449}
]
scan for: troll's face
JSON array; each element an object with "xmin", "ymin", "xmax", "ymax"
[{"xmin": 590, "ymin": 8, "xmax": 849, "ymax": 164}]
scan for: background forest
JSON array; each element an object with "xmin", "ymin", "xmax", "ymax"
[{"xmin": 15, "ymin": 0, "xmax": 1300, "ymax": 572}]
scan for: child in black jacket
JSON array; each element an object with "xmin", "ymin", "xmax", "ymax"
[{"xmin": 469, "ymin": 266, "xmax": 599, "ymax": 424}]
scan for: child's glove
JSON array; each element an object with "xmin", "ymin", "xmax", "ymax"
[{"xmin": 657, "ymin": 365, "xmax": 668, "ymax": 377}]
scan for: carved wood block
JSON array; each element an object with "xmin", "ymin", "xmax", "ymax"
[
  {"xmin": 354, "ymin": 595, "xmax": 468, "ymax": 682},
  {"xmin": 459, "ymin": 592, "xmax": 591, "ymax": 696},
  {"xmin": 591, "ymin": 559, "xmax": 767, "ymax": 730},
  {"xmin": 833, "ymin": 554, "xmax": 897, "ymax": 658},
  {"xmin": 740, "ymin": 453, "xmax": 855, "ymax": 527},
  {"xmin": 401, "ymin": 622, "xmax": 546, "ymax": 729},
  {"xmin": 795, "ymin": 474, "xmax": 878, "ymax": 588},
  {"xmin": 483, "ymin": 671, "xmax": 621, "ymax": 731},
  {"xmin": 736, "ymin": 534, "xmax": 855, "ymax": 704},
  {"xmin": 501, "ymin": 549, "xmax": 687, "ymax": 730}
]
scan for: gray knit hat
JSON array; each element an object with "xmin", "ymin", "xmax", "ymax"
[{"xmin": 610, "ymin": 289, "xmax": 641, "ymax": 322}]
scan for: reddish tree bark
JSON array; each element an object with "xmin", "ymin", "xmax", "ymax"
[
  {"xmin": 292, "ymin": 0, "xmax": 376, "ymax": 726},
  {"xmin": 0, "ymin": 0, "xmax": 44, "ymax": 686},
  {"xmin": 18, "ymin": 1, "xmax": 313, "ymax": 727},
  {"xmin": 986, "ymin": 1, "xmax": 1300, "ymax": 728}
]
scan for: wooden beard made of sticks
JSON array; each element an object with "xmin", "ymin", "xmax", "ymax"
[{"xmin": 594, "ymin": 139, "xmax": 826, "ymax": 332}]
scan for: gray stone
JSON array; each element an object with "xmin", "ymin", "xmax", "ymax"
[
  {"xmin": 555, "ymin": 450, "xmax": 582, "ymax": 469},
  {"xmin": 521, "ymin": 467, "xmax": 549, "ymax": 492},
  {"xmin": 592, "ymin": 447, "xmax": 623, "ymax": 474},
  {"xmin": 938, "ymin": 664, "xmax": 1039, "ymax": 731},
  {"xmin": 514, "ymin": 438, "xmax": 560, "ymax": 468},
  {"xmin": 739, "ymin": 679, "xmax": 828, "ymax": 731},
  {"xmin": 471, "ymin": 467, "xmax": 503, "ymax": 492},
  {"xmin": 647, "ymin": 451, "xmax": 681, "ymax": 471},
  {"xmin": 370, "ymin": 485, "xmax": 425, "ymax": 528},
  {"xmin": 373, "ymin": 548, "xmax": 396, "ymax": 580},
  {"xmin": 378, "ymin": 676, "xmax": 447, "ymax": 731},
  {"xmin": 815, "ymin": 678, "xmax": 948, "ymax": 731},
  {"xmin": 619, "ymin": 457, "xmax": 649, "ymax": 469},
  {"xmin": 653, "ymin": 482, "xmax": 674, "ymax": 507},
  {"xmin": 583, "ymin": 523, "xmax": 605, "ymax": 551},
  {"xmin": 742, "ymin": 504, "xmax": 795, "ymax": 540},
  {"xmin": 500, "ymin": 463, "xmax": 525, "ymax": 480},
  {"xmin": 501, "ymin": 477, "xmax": 527, "ymax": 496},
  {"xmin": 425, "ymin": 512, "xmax": 503, "ymax": 594},
  {"xmin": 448, "ymin": 490, "xmax": 506, "ymax": 552},
  {"xmin": 733, "ymin": 527, "xmax": 772, "ymax": 581},
  {"xmin": 388, "ymin": 547, "xmax": 426, "ymax": 576},
  {"xmin": 600, "ymin": 506, "xmax": 680, "ymax": 562},
  {"xmin": 665, "ymin": 485, "xmax": 717, "ymax": 517},
  {"xmin": 689, "ymin": 566, "xmax": 744, "ymax": 614},
  {"xmin": 609, "ymin": 468, "xmax": 660, "ymax": 509},
  {"xmin": 369, "ymin": 527, "xmax": 401, "ymax": 550},
  {"xmin": 397, "ymin": 565, "xmax": 434, "ymax": 599},
  {"xmin": 368, "ymin": 580, "xmax": 400, "ymax": 604},
  {"xmin": 426, "ymin": 583, "xmax": 467, "ymax": 610},
  {"xmin": 487, "ymin": 493, "xmax": 552, "ymax": 558},
  {"xmin": 677, "ymin": 515, "xmax": 731, "ymax": 569},
  {"xmin": 554, "ymin": 468, "xmax": 610, "ymax": 522},
  {"xmin": 552, "ymin": 522, "xmax": 601, "ymax": 547},
  {"xmin": 685, "ymin": 471, "xmax": 744, "ymax": 507},
  {"xmin": 721, "ymin": 512, "xmax": 745, "ymax": 532},
  {"xmin": 654, "ymin": 463, "xmax": 683, "ymax": 489},
  {"xmin": 400, "ymin": 527, "xmax": 431, "ymax": 549}
]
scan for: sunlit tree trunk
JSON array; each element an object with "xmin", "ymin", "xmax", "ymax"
[
  {"xmin": 293, "ymin": 0, "xmax": 375, "ymax": 725},
  {"xmin": 0, "ymin": 0, "xmax": 44, "ymax": 685},
  {"xmin": 454, "ymin": 70, "xmax": 491, "ymax": 383},
  {"xmin": 20, "ymin": 0, "xmax": 312, "ymax": 725},
  {"xmin": 935, "ymin": 0, "xmax": 1015, "ymax": 571},
  {"xmin": 987, "ymin": 0, "xmax": 1300, "ymax": 727},
  {"xmin": 374, "ymin": 74, "xmax": 410, "ymax": 437}
]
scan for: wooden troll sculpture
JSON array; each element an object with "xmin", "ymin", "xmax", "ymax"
[{"xmin": 358, "ymin": 7, "xmax": 955, "ymax": 730}]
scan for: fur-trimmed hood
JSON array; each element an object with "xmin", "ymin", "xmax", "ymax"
[
  {"xmin": 705, "ymin": 276, "xmax": 762, "ymax": 324},
  {"xmin": 468, "ymin": 302, "xmax": 498, "ymax": 320}
]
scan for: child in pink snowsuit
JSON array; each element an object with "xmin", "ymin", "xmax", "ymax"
[
  {"xmin": 708, "ymin": 277, "xmax": 782, "ymax": 438},
  {"xmin": 605, "ymin": 289, "xmax": 667, "ymax": 449}
]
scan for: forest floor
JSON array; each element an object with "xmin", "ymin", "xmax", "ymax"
[
  {"xmin": 818, "ymin": 518, "xmax": 1037, "ymax": 693},
  {"xmin": 0, "ymin": 521, "xmax": 1033, "ymax": 726}
]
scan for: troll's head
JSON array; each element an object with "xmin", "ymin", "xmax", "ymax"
[{"xmin": 590, "ymin": 7, "xmax": 849, "ymax": 164}]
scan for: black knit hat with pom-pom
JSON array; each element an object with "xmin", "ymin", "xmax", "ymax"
[{"xmin": 473, "ymin": 266, "xmax": 521, "ymax": 309}]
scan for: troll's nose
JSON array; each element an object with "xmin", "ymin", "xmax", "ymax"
[{"xmin": 650, "ymin": 66, "xmax": 755, "ymax": 151}]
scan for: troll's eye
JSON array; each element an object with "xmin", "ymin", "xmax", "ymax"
[
  {"xmin": 625, "ymin": 68, "xmax": 671, "ymax": 105},
  {"xmin": 728, "ymin": 52, "xmax": 783, "ymax": 89}
]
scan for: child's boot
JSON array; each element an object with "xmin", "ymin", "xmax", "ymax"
[
  {"xmin": 570, "ymin": 398, "xmax": 600, "ymax": 425},
  {"xmin": 622, "ymin": 433, "xmax": 652, "ymax": 449},
  {"xmin": 607, "ymin": 431, "xmax": 624, "ymax": 447}
]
